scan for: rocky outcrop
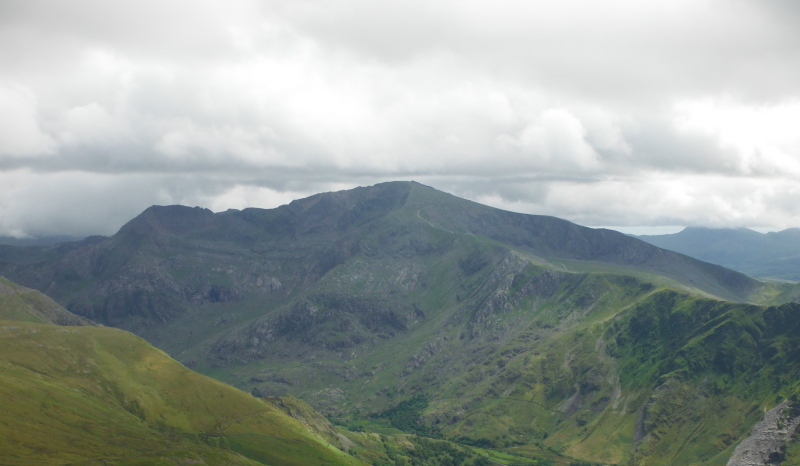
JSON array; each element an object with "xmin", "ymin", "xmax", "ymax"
[
  {"xmin": 727, "ymin": 401, "xmax": 800, "ymax": 466},
  {"xmin": 213, "ymin": 293, "xmax": 416, "ymax": 363}
]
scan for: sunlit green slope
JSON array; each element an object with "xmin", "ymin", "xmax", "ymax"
[
  {"xmin": 0, "ymin": 319, "xmax": 365, "ymax": 465},
  {"xmin": 0, "ymin": 275, "xmax": 92, "ymax": 325}
]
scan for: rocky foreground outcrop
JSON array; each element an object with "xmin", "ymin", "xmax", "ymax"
[{"xmin": 727, "ymin": 401, "xmax": 800, "ymax": 465}]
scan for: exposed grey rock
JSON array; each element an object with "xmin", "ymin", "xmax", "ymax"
[{"xmin": 727, "ymin": 401, "xmax": 800, "ymax": 466}]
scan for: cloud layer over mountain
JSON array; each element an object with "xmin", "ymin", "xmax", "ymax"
[{"xmin": 2, "ymin": 0, "xmax": 800, "ymax": 236}]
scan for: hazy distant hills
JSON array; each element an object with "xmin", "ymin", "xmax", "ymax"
[
  {"xmin": 2, "ymin": 182, "xmax": 800, "ymax": 464},
  {"xmin": 0, "ymin": 235, "xmax": 84, "ymax": 246},
  {"xmin": 637, "ymin": 227, "xmax": 800, "ymax": 281}
]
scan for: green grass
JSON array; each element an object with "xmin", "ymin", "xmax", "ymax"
[
  {"xmin": 0, "ymin": 319, "xmax": 366, "ymax": 466},
  {"xmin": 470, "ymin": 446, "xmax": 562, "ymax": 465},
  {"xmin": 0, "ymin": 275, "xmax": 91, "ymax": 325}
]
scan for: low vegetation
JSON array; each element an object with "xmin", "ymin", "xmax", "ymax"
[{"xmin": 0, "ymin": 317, "xmax": 365, "ymax": 465}]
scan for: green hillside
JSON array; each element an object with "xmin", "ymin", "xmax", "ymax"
[
  {"xmin": 0, "ymin": 275, "xmax": 92, "ymax": 325},
  {"xmin": 202, "ymin": 257, "xmax": 800, "ymax": 464},
  {"xmin": 0, "ymin": 321, "xmax": 365, "ymax": 465}
]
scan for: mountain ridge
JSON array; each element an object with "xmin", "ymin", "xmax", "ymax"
[{"xmin": 0, "ymin": 181, "xmax": 759, "ymax": 323}]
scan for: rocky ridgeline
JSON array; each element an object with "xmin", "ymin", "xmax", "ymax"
[{"xmin": 727, "ymin": 401, "xmax": 800, "ymax": 465}]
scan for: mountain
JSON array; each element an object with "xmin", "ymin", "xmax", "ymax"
[
  {"xmin": 637, "ymin": 227, "xmax": 800, "ymax": 281},
  {"xmin": 2, "ymin": 181, "xmax": 799, "ymax": 465},
  {"xmin": 0, "ymin": 182, "xmax": 761, "ymax": 329}
]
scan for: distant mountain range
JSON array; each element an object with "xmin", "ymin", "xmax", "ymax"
[
  {"xmin": 0, "ymin": 235, "xmax": 85, "ymax": 246},
  {"xmin": 2, "ymin": 181, "xmax": 800, "ymax": 465},
  {"xmin": 637, "ymin": 227, "xmax": 800, "ymax": 281}
]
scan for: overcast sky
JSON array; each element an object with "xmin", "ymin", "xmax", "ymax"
[{"xmin": 2, "ymin": 0, "xmax": 800, "ymax": 237}]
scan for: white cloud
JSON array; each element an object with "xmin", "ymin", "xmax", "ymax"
[
  {"xmin": 208, "ymin": 184, "xmax": 310, "ymax": 212},
  {"xmin": 58, "ymin": 102, "xmax": 134, "ymax": 146},
  {"xmin": 674, "ymin": 97, "xmax": 800, "ymax": 176},
  {"xmin": 500, "ymin": 108, "xmax": 601, "ymax": 172},
  {"xmin": 0, "ymin": 83, "xmax": 55, "ymax": 156},
  {"xmin": 470, "ymin": 174, "xmax": 800, "ymax": 231}
]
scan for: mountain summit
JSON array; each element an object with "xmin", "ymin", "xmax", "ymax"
[{"xmin": 0, "ymin": 181, "xmax": 757, "ymax": 326}]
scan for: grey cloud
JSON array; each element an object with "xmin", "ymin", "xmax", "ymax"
[
  {"xmin": 0, "ymin": 0, "xmax": 247, "ymax": 61},
  {"xmin": 0, "ymin": 172, "xmax": 210, "ymax": 237},
  {"xmin": 1, "ymin": 0, "xmax": 800, "ymax": 237},
  {"xmin": 432, "ymin": 177, "xmax": 551, "ymax": 206},
  {"xmin": 622, "ymin": 118, "xmax": 746, "ymax": 174},
  {"xmin": 275, "ymin": 1, "xmax": 800, "ymax": 102}
]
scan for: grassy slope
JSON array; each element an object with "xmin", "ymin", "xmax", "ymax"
[
  {"xmin": 0, "ymin": 276, "xmax": 494, "ymax": 466},
  {"xmin": 0, "ymin": 275, "xmax": 92, "ymax": 326},
  {"xmin": 426, "ymin": 285, "xmax": 800, "ymax": 465},
  {"xmin": 614, "ymin": 293, "xmax": 800, "ymax": 464},
  {"xmin": 403, "ymin": 183, "xmax": 761, "ymax": 302},
  {"xmin": 265, "ymin": 395, "xmax": 534, "ymax": 466},
  {"xmin": 0, "ymin": 319, "xmax": 366, "ymax": 466}
]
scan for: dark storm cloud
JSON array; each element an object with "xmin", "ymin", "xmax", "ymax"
[{"xmin": 1, "ymin": 0, "xmax": 800, "ymax": 236}]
